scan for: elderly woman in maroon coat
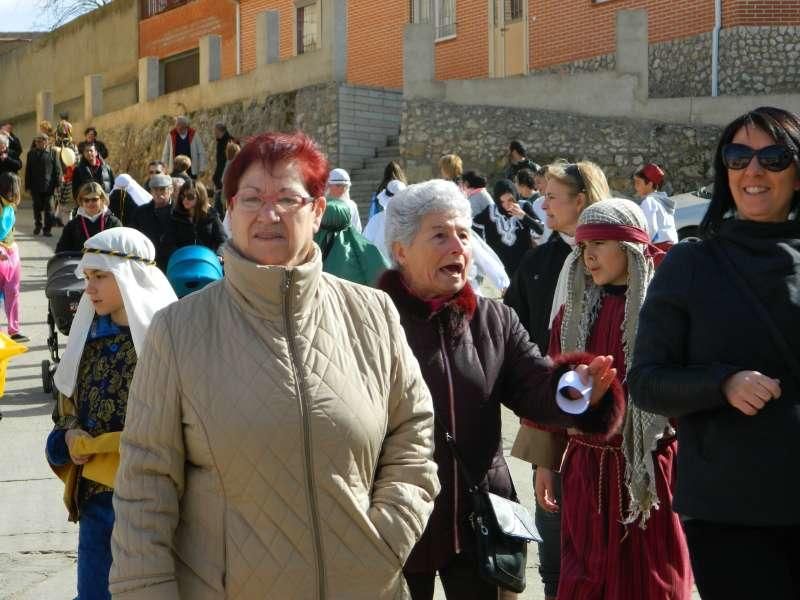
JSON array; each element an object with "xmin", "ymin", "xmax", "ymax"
[{"xmin": 378, "ymin": 179, "xmax": 625, "ymax": 600}]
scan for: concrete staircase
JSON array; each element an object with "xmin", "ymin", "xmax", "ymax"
[{"xmin": 347, "ymin": 133, "xmax": 402, "ymax": 224}]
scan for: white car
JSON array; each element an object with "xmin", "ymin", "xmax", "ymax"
[{"xmin": 671, "ymin": 185, "xmax": 712, "ymax": 241}]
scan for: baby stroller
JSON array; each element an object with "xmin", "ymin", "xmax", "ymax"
[
  {"xmin": 41, "ymin": 252, "xmax": 84, "ymax": 399},
  {"xmin": 166, "ymin": 245, "xmax": 223, "ymax": 298}
]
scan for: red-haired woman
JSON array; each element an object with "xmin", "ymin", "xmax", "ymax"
[{"xmin": 110, "ymin": 131, "xmax": 440, "ymax": 599}]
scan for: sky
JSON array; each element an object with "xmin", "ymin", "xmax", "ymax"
[{"xmin": 0, "ymin": 0, "xmax": 84, "ymax": 31}]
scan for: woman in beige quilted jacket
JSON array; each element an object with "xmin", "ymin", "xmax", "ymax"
[{"xmin": 109, "ymin": 132, "xmax": 440, "ymax": 600}]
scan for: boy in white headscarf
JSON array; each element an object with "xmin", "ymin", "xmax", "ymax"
[
  {"xmin": 524, "ymin": 198, "xmax": 691, "ymax": 600},
  {"xmin": 46, "ymin": 227, "xmax": 177, "ymax": 600}
]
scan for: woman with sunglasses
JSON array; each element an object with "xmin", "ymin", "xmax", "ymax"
[
  {"xmin": 56, "ymin": 182, "xmax": 121, "ymax": 253},
  {"xmin": 630, "ymin": 106, "xmax": 800, "ymax": 599}
]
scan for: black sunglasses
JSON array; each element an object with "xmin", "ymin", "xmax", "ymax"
[{"xmin": 722, "ymin": 143, "xmax": 796, "ymax": 172}]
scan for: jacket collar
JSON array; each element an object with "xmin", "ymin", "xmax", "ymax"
[
  {"xmin": 223, "ymin": 242, "xmax": 322, "ymax": 321},
  {"xmin": 378, "ymin": 269, "xmax": 477, "ymax": 331}
]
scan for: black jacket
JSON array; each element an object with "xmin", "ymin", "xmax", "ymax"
[
  {"xmin": 77, "ymin": 140, "xmax": 109, "ymax": 160},
  {"xmin": 0, "ymin": 154, "xmax": 21, "ymax": 175},
  {"xmin": 55, "ymin": 212, "xmax": 122, "ymax": 253},
  {"xmin": 504, "ymin": 232, "xmax": 572, "ymax": 354},
  {"xmin": 108, "ymin": 189, "xmax": 140, "ymax": 227},
  {"xmin": 504, "ymin": 157, "xmax": 538, "ymax": 181},
  {"xmin": 72, "ymin": 158, "xmax": 114, "ymax": 199},
  {"xmin": 6, "ymin": 133, "xmax": 22, "ymax": 159},
  {"xmin": 473, "ymin": 203, "xmax": 542, "ymax": 277},
  {"xmin": 130, "ymin": 201, "xmax": 173, "ymax": 269},
  {"xmin": 213, "ymin": 132, "xmax": 232, "ymax": 189},
  {"xmin": 629, "ymin": 219, "xmax": 800, "ymax": 526},
  {"xmin": 25, "ymin": 148, "xmax": 62, "ymax": 195},
  {"xmin": 379, "ymin": 270, "xmax": 623, "ymax": 572},
  {"xmin": 161, "ymin": 209, "xmax": 227, "ymax": 265}
]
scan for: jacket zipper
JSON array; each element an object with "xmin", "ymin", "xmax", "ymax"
[
  {"xmin": 438, "ymin": 324, "xmax": 461, "ymax": 554},
  {"xmin": 283, "ymin": 272, "xmax": 326, "ymax": 599}
]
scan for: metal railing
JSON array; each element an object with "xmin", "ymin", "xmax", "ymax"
[{"xmin": 140, "ymin": 0, "xmax": 190, "ymax": 20}]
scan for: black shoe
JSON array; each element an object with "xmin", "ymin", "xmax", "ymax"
[
  {"xmin": 9, "ymin": 333, "xmax": 30, "ymax": 343},
  {"xmin": 43, "ymin": 230, "xmax": 53, "ymax": 237},
  {"xmin": 33, "ymin": 226, "xmax": 41, "ymax": 235}
]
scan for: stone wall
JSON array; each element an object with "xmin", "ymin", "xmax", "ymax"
[
  {"xmin": 649, "ymin": 33, "xmax": 712, "ymax": 98},
  {"xmin": 719, "ymin": 26, "xmax": 800, "ymax": 95},
  {"xmin": 99, "ymin": 83, "xmax": 340, "ymax": 185},
  {"xmin": 400, "ymin": 98, "xmax": 721, "ymax": 196},
  {"xmin": 530, "ymin": 54, "xmax": 615, "ymax": 77},
  {"xmin": 530, "ymin": 26, "xmax": 800, "ymax": 99}
]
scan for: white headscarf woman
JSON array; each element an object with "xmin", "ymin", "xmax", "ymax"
[{"xmin": 54, "ymin": 228, "xmax": 178, "ymax": 397}]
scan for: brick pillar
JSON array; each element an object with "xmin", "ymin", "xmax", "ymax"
[
  {"xmin": 36, "ymin": 90, "xmax": 54, "ymax": 127},
  {"xmin": 138, "ymin": 57, "xmax": 160, "ymax": 102},
  {"xmin": 256, "ymin": 11, "xmax": 280, "ymax": 67},
  {"xmin": 616, "ymin": 10, "xmax": 649, "ymax": 102},
  {"xmin": 84, "ymin": 74, "xmax": 103, "ymax": 122},
  {"xmin": 200, "ymin": 35, "xmax": 222, "ymax": 84}
]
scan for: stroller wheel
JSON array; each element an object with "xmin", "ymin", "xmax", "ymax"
[{"xmin": 41, "ymin": 360, "xmax": 52, "ymax": 394}]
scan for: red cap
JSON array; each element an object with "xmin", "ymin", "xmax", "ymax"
[{"xmin": 640, "ymin": 163, "xmax": 665, "ymax": 187}]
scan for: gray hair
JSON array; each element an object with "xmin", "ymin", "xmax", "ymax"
[
  {"xmin": 384, "ymin": 179, "xmax": 471, "ymax": 263},
  {"xmin": 0, "ymin": 134, "xmax": 8, "ymax": 149},
  {"xmin": 175, "ymin": 115, "xmax": 189, "ymax": 126}
]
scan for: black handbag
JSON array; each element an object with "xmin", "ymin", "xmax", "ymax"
[{"xmin": 437, "ymin": 423, "xmax": 541, "ymax": 593}]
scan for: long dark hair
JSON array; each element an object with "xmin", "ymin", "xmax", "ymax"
[
  {"xmin": 375, "ymin": 160, "xmax": 407, "ymax": 195},
  {"xmin": 701, "ymin": 106, "xmax": 800, "ymax": 237},
  {"xmin": 176, "ymin": 179, "xmax": 211, "ymax": 222}
]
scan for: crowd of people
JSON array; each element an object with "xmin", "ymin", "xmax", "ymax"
[{"xmin": 0, "ymin": 104, "xmax": 798, "ymax": 600}]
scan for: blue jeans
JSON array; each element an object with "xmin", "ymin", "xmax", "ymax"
[
  {"xmin": 533, "ymin": 468, "xmax": 562, "ymax": 598},
  {"xmin": 77, "ymin": 492, "xmax": 114, "ymax": 600}
]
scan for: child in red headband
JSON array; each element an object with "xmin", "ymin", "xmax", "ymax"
[
  {"xmin": 633, "ymin": 163, "xmax": 678, "ymax": 251},
  {"xmin": 524, "ymin": 198, "xmax": 691, "ymax": 600}
]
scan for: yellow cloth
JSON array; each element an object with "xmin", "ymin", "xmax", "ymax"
[
  {"xmin": 0, "ymin": 333, "xmax": 27, "ymax": 396},
  {"xmin": 72, "ymin": 431, "xmax": 122, "ymax": 488}
]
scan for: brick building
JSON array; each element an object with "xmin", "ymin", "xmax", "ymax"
[{"xmin": 138, "ymin": 0, "xmax": 800, "ymax": 96}]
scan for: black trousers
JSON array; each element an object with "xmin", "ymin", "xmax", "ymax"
[
  {"xmin": 31, "ymin": 191, "xmax": 54, "ymax": 232},
  {"xmin": 684, "ymin": 520, "xmax": 800, "ymax": 600},
  {"xmin": 405, "ymin": 552, "xmax": 498, "ymax": 600}
]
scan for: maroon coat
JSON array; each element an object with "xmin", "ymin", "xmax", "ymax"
[{"xmin": 378, "ymin": 271, "xmax": 624, "ymax": 573}]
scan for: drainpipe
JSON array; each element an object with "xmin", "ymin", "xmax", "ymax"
[
  {"xmin": 712, "ymin": 0, "xmax": 721, "ymax": 96},
  {"xmin": 235, "ymin": 1, "xmax": 242, "ymax": 75}
]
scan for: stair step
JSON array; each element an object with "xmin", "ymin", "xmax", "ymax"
[
  {"xmin": 387, "ymin": 135, "xmax": 400, "ymax": 146},
  {"xmin": 350, "ymin": 166, "xmax": 386, "ymax": 180},
  {"xmin": 376, "ymin": 145, "xmax": 400, "ymax": 158},
  {"xmin": 362, "ymin": 156, "xmax": 400, "ymax": 170}
]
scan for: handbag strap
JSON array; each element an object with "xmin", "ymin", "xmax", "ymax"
[
  {"xmin": 432, "ymin": 411, "xmax": 481, "ymax": 492},
  {"xmin": 709, "ymin": 240, "xmax": 800, "ymax": 380}
]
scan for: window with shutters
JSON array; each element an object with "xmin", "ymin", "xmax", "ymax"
[{"xmin": 410, "ymin": 0, "xmax": 457, "ymax": 41}]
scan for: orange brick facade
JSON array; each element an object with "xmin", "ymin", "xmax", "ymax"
[
  {"xmin": 724, "ymin": 0, "xmax": 800, "ymax": 25},
  {"xmin": 139, "ymin": 0, "xmax": 238, "ymax": 79},
  {"xmin": 139, "ymin": 0, "xmax": 800, "ymax": 89}
]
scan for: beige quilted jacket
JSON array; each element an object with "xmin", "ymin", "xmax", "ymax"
[{"xmin": 109, "ymin": 244, "xmax": 439, "ymax": 600}]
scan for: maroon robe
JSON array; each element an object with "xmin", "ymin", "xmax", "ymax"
[{"xmin": 550, "ymin": 290, "xmax": 692, "ymax": 600}]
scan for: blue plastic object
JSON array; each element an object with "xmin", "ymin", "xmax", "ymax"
[{"xmin": 166, "ymin": 245, "xmax": 223, "ymax": 298}]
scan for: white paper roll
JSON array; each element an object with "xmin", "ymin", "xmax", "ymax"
[{"xmin": 556, "ymin": 370, "xmax": 592, "ymax": 415}]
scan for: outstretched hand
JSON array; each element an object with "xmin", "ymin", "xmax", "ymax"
[{"xmin": 574, "ymin": 355, "xmax": 616, "ymax": 407}]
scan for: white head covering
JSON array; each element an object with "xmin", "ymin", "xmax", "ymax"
[
  {"xmin": 54, "ymin": 228, "xmax": 178, "ymax": 398},
  {"xmin": 327, "ymin": 168, "xmax": 351, "ymax": 186},
  {"xmin": 558, "ymin": 198, "xmax": 669, "ymax": 527},
  {"xmin": 113, "ymin": 174, "xmax": 152, "ymax": 207},
  {"xmin": 377, "ymin": 179, "xmax": 407, "ymax": 209}
]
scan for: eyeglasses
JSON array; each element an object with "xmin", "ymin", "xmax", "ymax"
[
  {"xmin": 233, "ymin": 191, "xmax": 315, "ymax": 214},
  {"xmin": 722, "ymin": 143, "xmax": 796, "ymax": 172},
  {"xmin": 565, "ymin": 163, "xmax": 587, "ymax": 192}
]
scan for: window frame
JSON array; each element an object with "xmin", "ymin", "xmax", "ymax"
[
  {"xmin": 295, "ymin": 0, "xmax": 321, "ymax": 56},
  {"xmin": 411, "ymin": 0, "xmax": 457, "ymax": 43}
]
